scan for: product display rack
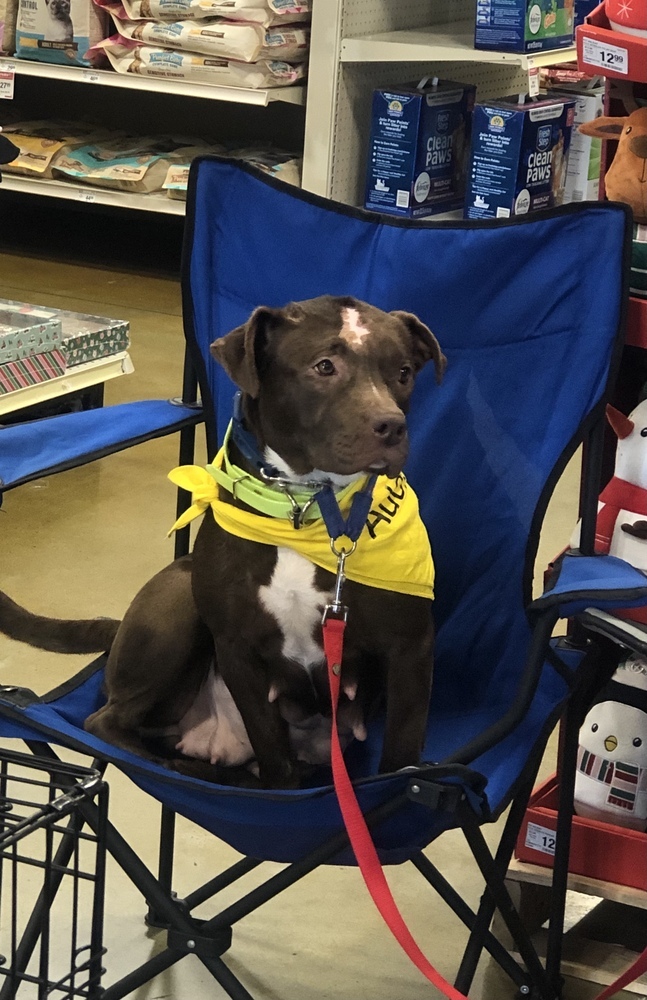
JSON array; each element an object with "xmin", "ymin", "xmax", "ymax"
[{"xmin": 0, "ymin": 0, "xmax": 581, "ymax": 216}]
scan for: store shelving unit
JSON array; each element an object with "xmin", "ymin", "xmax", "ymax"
[{"xmin": 0, "ymin": 173, "xmax": 186, "ymax": 214}]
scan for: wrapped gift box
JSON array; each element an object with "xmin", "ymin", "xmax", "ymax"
[
  {"xmin": 0, "ymin": 350, "xmax": 67, "ymax": 394},
  {"xmin": 0, "ymin": 301, "xmax": 63, "ymax": 363},
  {"xmin": 515, "ymin": 773, "xmax": 647, "ymax": 891},
  {"xmin": 58, "ymin": 311, "xmax": 130, "ymax": 367}
]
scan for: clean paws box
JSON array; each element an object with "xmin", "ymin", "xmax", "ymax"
[
  {"xmin": 464, "ymin": 95, "xmax": 575, "ymax": 220},
  {"xmin": 365, "ymin": 78, "xmax": 476, "ymax": 219},
  {"xmin": 475, "ymin": 0, "xmax": 575, "ymax": 52}
]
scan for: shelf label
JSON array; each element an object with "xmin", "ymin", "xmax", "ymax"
[
  {"xmin": 527, "ymin": 65, "xmax": 539, "ymax": 98},
  {"xmin": 0, "ymin": 66, "xmax": 15, "ymax": 100},
  {"xmin": 82, "ymin": 70, "xmax": 101, "ymax": 83},
  {"xmin": 525, "ymin": 822, "xmax": 556, "ymax": 856},
  {"xmin": 582, "ymin": 36, "xmax": 629, "ymax": 75},
  {"xmin": 77, "ymin": 190, "xmax": 97, "ymax": 203}
]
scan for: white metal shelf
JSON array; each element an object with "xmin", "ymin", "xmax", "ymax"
[
  {"xmin": 340, "ymin": 22, "xmax": 577, "ymax": 70},
  {"xmin": 0, "ymin": 351, "xmax": 134, "ymax": 416},
  {"xmin": 0, "ymin": 57, "xmax": 305, "ymax": 106},
  {"xmin": 1, "ymin": 173, "xmax": 186, "ymax": 215}
]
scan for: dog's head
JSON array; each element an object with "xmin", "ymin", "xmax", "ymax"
[{"xmin": 211, "ymin": 295, "xmax": 445, "ymax": 479}]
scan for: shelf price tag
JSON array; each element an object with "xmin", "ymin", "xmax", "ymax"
[
  {"xmin": 525, "ymin": 822, "xmax": 556, "ymax": 856},
  {"xmin": 82, "ymin": 69, "xmax": 101, "ymax": 83},
  {"xmin": 77, "ymin": 190, "xmax": 97, "ymax": 203},
  {"xmin": 527, "ymin": 65, "xmax": 539, "ymax": 97},
  {"xmin": 0, "ymin": 65, "xmax": 15, "ymax": 100},
  {"xmin": 582, "ymin": 36, "xmax": 629, "ymax": 74}
]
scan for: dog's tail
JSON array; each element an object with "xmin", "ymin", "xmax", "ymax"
[{"xmin": 0, "ymin": 590, "xmax": 120, "ymax": 654}]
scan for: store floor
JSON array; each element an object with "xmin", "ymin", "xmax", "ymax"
[{"xmin": 0, "ymin": 242, "xmax": 621, "ymax": 999}]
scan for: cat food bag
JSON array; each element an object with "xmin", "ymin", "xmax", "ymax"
[
  {"xmin": 92, "ymin": 34, "xmax": 306, "ymax": 87},
  {"xmin": 1, "ymin": 0, "xmax": 19, "ymax": 52},
  {"xmin": 16, "ymin": 0, "xmax": 108, "ymax": 66},
  {"xmin": 112, "ymin": 0, "xmax": 309, "ymax": 23},
  {"xmin": 100, "ymin": 4, "xmax": 308, "ymax": 61},
  {"xmin": 161, "ymin": 143, "xmax": 219, "ymax": 198},
  {"xmin": 1, "ymin": 119, "xmax": 111, "ymax": 176},
  {"xmin": 51, "ymin": 133, "xmax": 201, "ymax": 191}
]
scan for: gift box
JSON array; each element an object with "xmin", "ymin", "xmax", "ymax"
[
  {"xmin": 576, "ymin": 3, "xmax": 647, "ymax": 83},
  {"xmin": 58, "ymin": 311, "xmax": 130, "ymax": 367},
  {"xmin": 0, "ymin": 301, "xmax": 62, "ymax": 363},
  {"xmin": 515, "ymin": 773, "xmax": 647, "ymax": 891},
  {"xmin": 0, "ymin": 350, "xmax": 67, "ymax": 394}
]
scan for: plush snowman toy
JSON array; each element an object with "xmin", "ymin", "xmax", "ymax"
[{"xmin": 575, "ymin": 655, "xmax": 647, "ymax": 830}]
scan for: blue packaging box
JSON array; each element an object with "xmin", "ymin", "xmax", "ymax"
[
  {"xmin": 464, "ymin": 95, "xmax": 576, "ymax": 220},
  {"xmin": 365, "ymin": 78, "xmax": 476, "ymax": 219},
  {"xmin": 474, "ymin": 0, "xmax": 574, "ymax": 52}
]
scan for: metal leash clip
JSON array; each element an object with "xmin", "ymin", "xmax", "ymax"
[
  {"xmin": 322, "ymin": 538, "xmax": 356, "ymax": 625},
  {"xmin": 282, "ymin": 487, "xmax": 320, "ymax": 530}
]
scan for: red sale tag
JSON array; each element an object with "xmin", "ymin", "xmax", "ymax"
[{"xmin": 0, "ymin": 68, "xmax": 15, "ymax": 100}]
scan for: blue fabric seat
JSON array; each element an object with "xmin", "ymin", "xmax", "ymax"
[{"xmin": 0, "ymin": 159, "xmax": 639, "ymax": 999}]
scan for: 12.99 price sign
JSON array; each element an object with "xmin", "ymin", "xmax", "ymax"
[{"xmin": 582, "ymin": 36, "xmax": 629, "ymax": 74}]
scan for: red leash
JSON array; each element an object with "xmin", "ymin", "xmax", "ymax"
[{"xmin": 322, "ymin": 616, "xmax": 469, "ymax": 1000}]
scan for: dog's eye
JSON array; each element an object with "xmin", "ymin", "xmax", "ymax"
[
  {"xmin": 399, "ymin": 365, "xmax": 412, "ymax": 384},
  {"xmin": 314, "ymin": 359, "xmax": 336, "ymax": 376}
]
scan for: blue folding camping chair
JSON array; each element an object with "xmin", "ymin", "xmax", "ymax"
[{"xmin": 0, "ymin": 158, "xmax": 641, "ymax": 1000}]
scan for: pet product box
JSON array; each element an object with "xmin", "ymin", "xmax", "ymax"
[
  {"xmin": 464, "ymin": 95, "xmax": 576, "ymax": 220},
  {"xmin": 516, "ymin": 773, "xmax": 647, "ymax": 891},
  {"xmin": 0, "ymin": 300, "xmax": 62, "ymax": 363},
  {"xmin": 474, "ymin": 0, "xmax": 574, "ymax": 52},
  {"xmin": 365, "ymin": 78, "xmax": 476, "ymax": 219},
  {"xmin": 548, "ymin": 83, "xmax": 604, "ymax": 204}
]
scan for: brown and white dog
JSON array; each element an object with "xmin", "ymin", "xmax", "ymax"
[{"xmin": 0, "ymin": 296, "xmax": 445, "ymax": 788}]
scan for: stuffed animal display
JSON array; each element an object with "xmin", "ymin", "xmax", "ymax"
[
  {"xmin": 605, "ymin": 0, "xmax": 647, "ymax": 37},
  {"xmin": 579, "ymin": 107, "xmax": 647, "ymax": 298},
  {"xmin": 575, "ymin": 655, "xmax": 647, "ymax": 829}
]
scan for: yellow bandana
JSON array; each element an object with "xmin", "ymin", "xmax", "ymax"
[{"xmin": 168, "ymin": 451, "xmax": 434, "ymax": 601}]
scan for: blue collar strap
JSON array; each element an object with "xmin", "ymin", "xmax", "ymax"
[{"xmin": 231, "ymin": 391, "xmax": 281, "ymax": 479}]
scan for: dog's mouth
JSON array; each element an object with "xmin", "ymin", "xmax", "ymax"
[{"xmin": 364, "ymin": 459, "xmax": 404, "ymax": 479}]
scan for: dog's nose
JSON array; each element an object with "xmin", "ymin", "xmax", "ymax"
[
  {"xmin": 373, "ymin": 414, "xmax": 406, "ymax": 446},
  {"xmin": 630, "ymin": 135, "xmax": 647, "ymax": 160}
]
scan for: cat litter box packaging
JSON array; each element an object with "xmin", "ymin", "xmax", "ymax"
[
  {"xmin": 547, "ymin": 83, "xmax": 604, "ymax": 203},
  {"xmin": 52, "ymin": 133, "xmax": 201, "ymax": 192},
  {"xmin": 0, "ymin": 299, "xmax": 62, "ymax": 363},
  {"xmin": 464, "ymin": 95, "xmax": 575, "ymax": 220},
  {"xmin": 474, "ymin": 0, "xmax": 574, "ymax": 52},
  {"xmin": 365, "ymin": 78, "xmax": 476, "ymax": 219},
  {"xmin": 16, "ymin": 0, "xmax": 108, "ymax": 66},
  {"xmin": 92, "ymin": 34, "xmax": 306, "ymax": 87},
  {"xmin": 99, "ymin": 2, "xmax": 309, "ymax": 61}
]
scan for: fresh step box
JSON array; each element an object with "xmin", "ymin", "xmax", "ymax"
[
  {"xmin": 474, "ymin": 0, "xmax": 575, "ymax": 52},
  {"xmin": 464, "ymin": 95, "xmax": 575, "ymax": 220},
  {"xmin": 0, "ymin": 301, "xmax": 62, "ymax": 363},
  {"xmin": 365, "ymin": 78, "xmax": 476, "ymax": 219},
  {"xmin": 549, "ymin": 83, "xmax": 604, "ymax": 204}
]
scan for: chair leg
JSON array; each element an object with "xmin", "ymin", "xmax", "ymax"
[
  {"xmin": 146, "ymin": 805, "xmax": 177, "ymax": 929},
  {"xmin": 460, "ymin": 807, "xmax": 558, "ymax": 1000},
  {"xmin": 453, "ymin": 775, "xmax": 539, "ymax": 995}
]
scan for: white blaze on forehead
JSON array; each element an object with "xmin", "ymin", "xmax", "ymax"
[{"xmin": 340, "ymin": 307, "xmax": 371, "ymax": 348}]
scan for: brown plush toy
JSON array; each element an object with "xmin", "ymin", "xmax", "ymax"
[{"xmin": 579, "ymin": 107, "xmax": 647, "ymax": 297}]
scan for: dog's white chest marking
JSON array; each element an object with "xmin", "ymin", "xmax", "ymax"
[
  {"xmin": 259, "ymin": 547, "xmax": 328, "ymax": 671},
  {"xmin": 340, "ymin": 307, "xmax": 371, "ymax": 348}
]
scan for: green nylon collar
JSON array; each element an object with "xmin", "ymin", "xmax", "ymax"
[{"xmin": 205, "ymin": 424, "xmax": 362, "ymax": 525}]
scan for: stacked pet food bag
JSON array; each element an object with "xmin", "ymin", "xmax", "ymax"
[{"xmin": 0, "ymin": 300, "xmax": 129, "ymax": 397}]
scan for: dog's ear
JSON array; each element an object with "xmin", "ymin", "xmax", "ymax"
[
  {"xmin": 391, "ymin": 310, "xmax": 447, "ymax": 384},
  {"xmin": 210, "ymin": 306, "xmax": 286, "ymax": 397}
]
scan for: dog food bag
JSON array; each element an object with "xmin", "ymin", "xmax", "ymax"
[
  {"xmin": 92, "ymin": 34, "xmax": 305, "ymax": 86},
  {"xmin": 230, "ymin": 145, "xmax": 301, "ymax": 184},
  {"xmin": 16, "ymin": 0, "xmax": 108, "ymax": 66},
  {"xmin": 161, "ymin": 143, "xmax": 221, "ymax": 198},
  {"xmin": 102, "ymin": 4, "xmax": 309, "ymax": 61},
  {"xmin": 1, "ymin": 119, "xmax": 112, "ymax": 177},
  {"xmin": 464, "ymin": 95, "xmax": 576, "ymax": 220},
  {"xmin": 365, "ymin": 78, "xmax": 476, "ymax": 219},
  {"xmin": 51, "ymin": 134, "xmax": 202, "ymax": 192},
  {"xmin": 548, "ymin": 83, "xmax": 604, "ymax": 203},
  {"xmin": 190, "ymin": 0, "xmax": 310, "ymax": 24},
  {"xmin": 0, "ymin": 0, "xmax": 19, "ymax": 52},
  {"xmin": 474, "ymin": 0, "xmax": 574, "ymax": 52}
]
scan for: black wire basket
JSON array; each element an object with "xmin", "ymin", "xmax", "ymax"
[{"xmin": 0, "ymin": 748, "xmax": 108, "ymax": 999}]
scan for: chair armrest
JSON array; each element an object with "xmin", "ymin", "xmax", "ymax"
[
  {"xmin": 529, "ymin": 550, "xmax": 647, "ymax": 619},
  {"xmin": 577, "ymin": 607, "xmax": 647, "ymax": 657}
]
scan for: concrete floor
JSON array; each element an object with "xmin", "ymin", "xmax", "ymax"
[{"xmin": 0, "ymin": 237, "xmax": 623, "ymax": 999}]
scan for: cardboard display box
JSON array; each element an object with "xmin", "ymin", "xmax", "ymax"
[
  {"xmin": 515, "ymin": 773, "xmax": 647, "ymax": 891},
  {"xmin": 576, "ymin": 4, "xmax": 647, "ymax": 83},
  {"xmin": 475, "ymin": 0, "xmax": 575, "ymax": 53}
]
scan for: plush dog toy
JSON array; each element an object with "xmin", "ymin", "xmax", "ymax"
[{"xmin": 579, "ymin": 107, "xmax": 647, "ymax": 297}]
